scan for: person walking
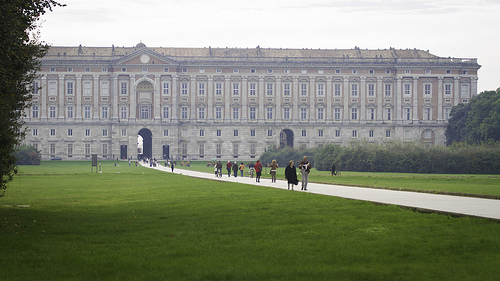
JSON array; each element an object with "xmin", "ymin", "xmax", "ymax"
[
  {"xmin": 254, "ymin": 160, "xmax": 263, "ymax": 182},
  {"xmin": 248, "ymin": 162, "xmax": 255, "ymax": 178},
  {"xmin": 226, "ymin": 161, "xmax": 232, "ymax": 177},
  {"xmin": 285, "ymin": 160, "xmax": 299, "ymax": 190},
  {"xmin": 331, "ymin": 163, "xmax": 337, "ymax": 176},
  {"xmin": 217, "ymin": 161, "xmax": 223, "ymax": 178},
  {"xmin": 299, "ymin": 156, "xmax": 311, "ymax": 190},
  {"xmin": 232, "ymin": 161, "xmax": 238, "ymax": 177},
  {"xmin": 171, "ymin": 161, "xmax": 174, "ymax": 172},
  {"xmin": 239, "ymin": 162, "xmax": 245, "ymax": 177},
  {"xmin": 268, "ymin": 159, "xmax": 278, "ymax": 183}
]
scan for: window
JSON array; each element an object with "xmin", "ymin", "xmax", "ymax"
[
  {"xmin": 317, "ymin": 108, "xmax": 324, "ymax": 120},
  {"xmin": 300, "ymin": 84, "xmax": 307, "ymax": 96},
  {"xmin": 67, "ymin": 106, "xmax": 73, "ymax": 118},
  {"xmin": 103, "ymin": 144, "xmax": 108, "ymax": 157},
  {"xmin": 120, "ymin": 106, "xmax": 128, "ymax": 119},
  {"xmin": 67, "ymin": 67, "xmax": 73, "ymax": 72},
  {"xmin": 198, "ymin": 83, "xmax": 205, "ymax": 95},
  {"xmin": 386, "ymin": 108, "xmax": 391, "ymax": 120},
  {"xmin": 216, "ymin": 143, "xmax": 222, "ymax": 156},
  {"xmin": 103, "ymin": 129, "xmax": 108, "ymax": 137},
  {"xmin": 334, "ymin": 108, "xmax": 341, "ymax": 120},
  {"xmin": 283, "ymin": 108, "xmax": 290, "ymax": 120},
  {"xmin": 181, "ymin": 107, "xmax": 188, "ymax": 119},
  {"xmin": 446, "ymin": 70, "xmax": 451, "ymax": 75},
  {"xmin": 85, "ymin": 129, "xmax": 91, "ymax": 136},
  {"xmin": 216, "ymin": 129, "xmax": 222, "ymax": 137},
  {"xmin": 32, "ymin": 81, "xmax": 39, "ymax": 95},
  {"xmin": 461, "ymin": 84, "xmax": 469, "ymax": 98},
  {"xmin": 181, "ymin": 143, "xmax": 188, "ymax": 155},
  {"xmin": 404, "ymin": 84, "xmax": 411, "ymax": 95},
  {"xmin": 445, "ymin": 84, "xmax": 452, "ymax": 95},
  {"xmin": 216, "ymin": 69, "xmax": 222, "ymax": 73},
  {"xmin": 335, "ymin": 130, "xmax": 341, "ymax": 137},
  {"xmin": 101, "ymin": 106, "xmax": 108, "ymax": 119},
  {"xmin": 68, "ymin": 144, "xmax": 73, "ymax": 158},
  {"xmin": 385, "ymin": 84, "xmax": 392, "ymax": 97},
  {"xmin": 404, "ymin": 129, "xmax": 411, "ymax": 138},
  {"xmin": 215, "ymin": 83, "xmax": 222, "ymax": 95},
  {"xmin": 266, "ymin": 83, "xmax": 273, "ymax": 95},
  {"xmin": 267, "ymin": 69, "xmax": 273, "ymax": 74},
  {"xmin": 32, "ymin": 105, "xmax": 39, "ymax": 118},
  {"xmin": 369, "ymin": 130, "xmax": 374, "ymax": 138},
  {"xmin": 234, "ymin": 130, "xmax": 239, "ymax": 137},
  {"xmin": 386, "ymin": 130, "xmax": 391, "ymax": 138},
  {"xmin": 121, "ymin": 82, "xmax": 128, "ymax": 95},
  {"xmin": 369, "ymin": 70, "xmax": 374, "ymax": 74},
  {"xmin": 215, "ymin": 107, "xmax": 222, "ymax": 120},
  {"xmin": 85, "ymin": 143, "xmax": 91, "ymax": 157},
  {"xmin": 445, "ymin": 108, "xmax": 451, "ymax": 120},
  {"xmin": 182, "ymin": 68, "xmax": 188, "ymax": 73},
  {"xmin": 368, "ymin": 108, "xmax": 375, "ymax": 120},
  {"xmin": 250, "ymin": 144, "xmax": 256, "ymax": 156},
  {"xmin": 232, "ymin": 83, "xmax": 239, "ymax": 95},
  {"xmin": 100, "ymin": 81, "xmax": 109, "ymax": 96},
  {"xmin": 283, "ymin": 83, "xmax": 291, "ymax": 96},
  {"xmin": 250, "ymin": 107, "xmax": 256, "ymax": 120},
  {"xmin": 251, "ymin": 69, "xmax": 256, "ymax": 73},
  {"xmin": 334, "ymin": 84, "xmax": 341, "ymax": 96},
  {"xmin": 232, "ymin": 107, "xmax": 239, "ymax": 119},
  {"xmin": 424, "ymin": 84, "xmax": 432, "ymax": 96},
  {"xmin": 50, "ymin": 143, "xmax": 56, "ymax": 157},
  {"xmin": 32, "ymin": 129, "xmax": 38, "ymax": 136},
  {"xmin": 163, "ymin": 130, "xmax": 168, "ymax": 137},
  {"xmin": 318, "ymin": 129, "xmax": 324, "ymax": 137},
  {"xmin": 162, "ymin": 82, "xmax": 169, "ymax": 95},
  {"xmin": 351, "ymin": 108, "xmax": 358, "ymax": 120},
  {"xmin": 233, "ymin": 69, "xmax": 239, "ymax": 73},
  {"xmin": 199, "ymin": 129, "xmax": 205, "ymax": 137},
  {"xmin": 317, "ymin": 83, "xmax": 324, "ymax": 96},
  {"xmin": 49, "ymin": 106, "xmax": 56, "ymax": 118},
  {"xmin": 250, "ymin": 129, "xmax": 256, "ymax": 137},
  {"xmin": 335, "ymin": 69, "xmax": 341, "ymax": 74},
  {"xmin": 351, "ymin": 84, "xmax": 358, "ymax": 96},
  {"xmin": 405, "ymin": 70, "xmax": 411, "ymax": 74},
  {"xmin": 50, "ymin": 129, "xmax": 56, "ymax": 136},
  {"xmin": 267, "ymin": 130, "xmax": 273, "ymax": 137},
  {"xmin": 301, "ymin": 130, "xmax": 307, "ymax": 137},
  {"xmin": 181, "ymin": 83, "xmax": 188, "ymax": 95},
  {"xmin": 163, "ymin": 106, "xmax": 169, "ymax": 119},
  {"xmin": 300, "ymin": 108, "xmax": 307, "ymax": 120},
  {"xmin": 266, "ymin": 107, "xmax": 273, "ymax": 120},
  {"xmin": 424, "ymin": 108, "xmax": 431, "ymax": 120},
  {"xmin": 425, "ymin": 70, "xmax": 431, "ymax": 74},
  {"xmin": 164, "ymin": 68, "xmax": 169, "ymax": 72},
  {"xmin": 199, "ymin": 69, "xmax": 205, "ymax": 73},
  {"xmin": 352, "ymin": 130, "xmax": 358, "ymax": 138},
  {"xmin": 404, "ymin": 108, "xmax": 411, "ymax": 120},
  {"xmin": 66, "ymin": 81, "xmax": 74, "ymax": 95},
  {"xmin": 352, "ymin": 69, "xmax": 358, "ymax": 74},
  {"xmin": 249, "ymin": 83, "xmax": 256, "ymax": 95},
  {"xmin": 199, "ymin": 143, "xmax": 204, "ymax": 157},
  {"xmin": 233, "ymin": 143, "xmax": 239, "ymax": 157},
  {"xmin": 121, "ymin": 129, "xmax": 127, "ymax": 137},
  {"xmin": 84, "ymin": 68, "xmax": 90, "ymax": 72},
  {"xmin": 284, "ymin": 69, "xmax": 290, "ymax": 74},
  {"xmin": 84, "ymin": 106, "xmax": 91, "ymax": 119},
  {"xmin": 83, "ymin": 81, "xmax": 91, "ymax": 96},
  {"xmin": 198, "ymin": 107, "xmax": 205, "ymax": 119},
  {"xmin": 368, "ymin": 84, "xmax": 375, "ymax": 97}
]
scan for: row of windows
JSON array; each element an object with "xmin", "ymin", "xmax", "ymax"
[
  {"xmin": 34, "ymin": 80, "xmax": 470, "ymax": 99},
  {"xmin": 34, "ymin": 128, "xmax": 128, "ymax": 138}
]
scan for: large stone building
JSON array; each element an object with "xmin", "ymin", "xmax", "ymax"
[{"xmin": 22, "ymin": 43, "xmax": 480, "ymax": 161}]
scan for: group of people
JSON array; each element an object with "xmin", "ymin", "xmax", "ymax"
[
  {"xmin": 284, "ymin": 156, "xmax": 311, "ymax": 191},
  {"xmin": 214, "ymin": 160, "xmax": 264, "ymax": 182}
]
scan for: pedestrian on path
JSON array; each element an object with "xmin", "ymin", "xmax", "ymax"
[
  {"xmin": 239, "ymin": 162, "xmax": 245, "ymax": 177},
  {"xmin": 285, "ymin": 160, "xmax": 298, "ymax": 190},
  {"xmin": 248, "ymin": 162, "xmax": 255, "ymax": 178},
  {"xmin": 171, "ymin": 162, "xmax": 174, "ymax": 172},
  {"xmin": 299, "ymin": 156, "xmax": 311, "ymax": 190},
  {"xmin": 254, "ymin": 160, "xmax": 263, "ymax": 182},
  {"xmin": 226, "ymin": 161, "xmax": 232, "ymax": 177},
  {"xmin": 268, "ymin": 159, "xmax": 278, "ymax": 183},
  {"xmin": 232, "ymin": 161, "xmax": 238, "ymax": 177}
]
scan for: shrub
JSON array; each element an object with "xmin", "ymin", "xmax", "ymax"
[{"xmin": 15, "ymin": 144, "xmax": 41, "ymax": 165}]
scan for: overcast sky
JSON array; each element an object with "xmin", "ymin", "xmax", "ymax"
[{"xmin": 39, "ymin": 0, "xmax": 499, "ymax": 92}]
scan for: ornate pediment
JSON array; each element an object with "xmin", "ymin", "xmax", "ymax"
[{"xmin": 116, "ymin": 48, "xmax": 178, "ymax": 66}]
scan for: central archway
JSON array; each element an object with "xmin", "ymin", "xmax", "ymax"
[
  {"xmin": 138, "ymin": 128, "xmax": 152, "ymax": 160},
  {"xmin": 279, "ymin": 129, "xmax": 294, "ymax": 149}
]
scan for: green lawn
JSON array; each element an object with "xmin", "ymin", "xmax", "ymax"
[
  {"xmin": 177, "ymin": 161, "xmax": 500, "ymax": 197},
  {"xmin": 1, "ymin": 161, "xmax": 500, "ymax": 280}
]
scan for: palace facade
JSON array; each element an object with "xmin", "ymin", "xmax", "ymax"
[{"xmin": 22, "ymin": 43, "xmax": 480, "ymax": 161}]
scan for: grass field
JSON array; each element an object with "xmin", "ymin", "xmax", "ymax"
[
  {"xmin": 177, "ymin": 161, "xmax": 500, "ymax": 198},
  {"xmin": 1, "ymin": 161, "xmax": 500, "ymax": 280}
]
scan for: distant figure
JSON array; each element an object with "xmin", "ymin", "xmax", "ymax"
[
  {"xmin": 226, "ymin": 161, "xmax": 232, "ymax": 177},
  {"xmin": 232, "ymin": 161, "xmax": 238, "ymax": 177},
  {"xmin": 254, "ymin": 160, "xmax": 263, "ymax": 182},
  {"xmin": 298, "ymin": 156, "xmax": 311, "ymax": 191},
  {"xmin": 248, "ymin": 162, "xmax": 255, "ymax": 178},
  {"xmin": 285, "ymin": 160, "xmax": 299, "ymax": 190},
  {"xmin": 239, "ymin": 162, "xmax": 245, "ymax": 177},
  {"xmin": 331, "ymin": 163, "xmax": 337, "ymax": 176},
  {"xmin": 268, "ymin": 159, "xmax": 278, "ymax": 183},
  {"xmin": 171, "ymin": 162, "xmax": 174, "ymax": 172}
]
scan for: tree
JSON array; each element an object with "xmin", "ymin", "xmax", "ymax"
[
  {"xmin": 0, "ymin": 0, "xmax": 63, "ymax": 197},
  {"xmin": 446, "ymin": 89, "xmax": 500, "ymax": 145},
  {"xmin": 15, "ymin": 145, "xmax": 41, "ymax": 165}
]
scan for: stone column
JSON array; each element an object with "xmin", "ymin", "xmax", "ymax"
[
  {"xmin": 360, "ymin": 77, "xmax": 366, "ymax": 121},
  {"xmin": 58, "ymin": 74, "xmax": 65, "ymax": 119},
  {"xmin": 258, "ymin": 76, "xmax": 265, "ymax": 122},
  {"xmin": 76, "ymin": 75, "xmax": 82, "ymax": 120},
  {"xmin": 343, "ymin": 76, "xmax": 350, "ymax": 120},
  {"xmin": 111, "ymin": 75, "xmax": 119, "ymax": 120},
  {"xmin": 413, "ymin": 77, "xmax": 419, "ymax": 121},
  {"xmin": 207, "ymin": 76, "xmax": 213, "ymax": 121},
  {"xmin": 326, "ymin": 76, "xmax": 332, "ymax": 122},
  {"xmin": 130, "ymin": 75, "xmax": 136, "ymax": 119},
  {"xmin": 377, "ymin": 77, "xmax": 383, "ymax": 121},
  {"xmin": 171, "ymin": 75, "xmax": 178, "ymax": 121},
  {"xmin": 454, "ymin": 77, "xmax": 460, "ymax": 105},
  {"xmin": 275, "ymin": 76, "xmax": 281, "ymax": 122},
  {"xmin": 93, "ymin": 75, "xmax": 100, "ymax": 120},
  {"xmin": 437, "ymin": 77, "xmax": 443, "ymax": 121},
  {"xmin": 225, "ymin": 76, "xmax": 231, "ymax": 122},
  {"xmin": 395, "ymin": 77, "xmax": 402, "ymax": 121},
  {"xmin": 292, "ymin": 76, "xmax": 299, "ymax": 123},
  {"xmin": 242, "ymin": 76, "xmax": 248, "ymax": 120},
  {"xmin": 190, "ymin": 75, "xmax": 196, "ymax": 121},
  {"xmin": 40, "ymin": 76, "xmax": 47, "ymax": 120},
  {"xmin": 310, "ymin": 77, "xmax": 315, "ymax": 122},
  {"xmin": 154, "ymin": 75, "xmax": 161, "ymax": 120}
]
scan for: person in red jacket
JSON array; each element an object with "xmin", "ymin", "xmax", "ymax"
[
  {"xmin": 254, "ymin": 160, "xmax": 263, "ymax": 182},
  {"xmin": 226, "ymin": 161, "xmax": 232, "ymax": 177}
]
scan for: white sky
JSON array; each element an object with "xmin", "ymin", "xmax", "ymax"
[{"xmin": 39, "ymin": 0, "xmax": 500, "ymax": 92}]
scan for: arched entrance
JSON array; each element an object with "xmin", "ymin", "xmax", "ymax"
[
  {"xmin": 138, "ymin": 128, "xmax": 153, "ymax": 160},
  {"xmin": 279, "ymin": 129, "xmax": 294, "ymax": 149}
]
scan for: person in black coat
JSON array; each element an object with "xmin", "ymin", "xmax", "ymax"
[{"xmin": 285, "ymin": 160, "xmax": 299, "ymax": 190}]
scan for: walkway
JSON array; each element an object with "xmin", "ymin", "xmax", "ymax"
[{"xmin": 148, "ymin": 164, "xmax": 500, "ymax": 221}]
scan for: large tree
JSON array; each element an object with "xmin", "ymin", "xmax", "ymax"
[
  {"xmin": 446, "ymin": 89, "xmax": 500, "ymax": 145},
  {"xmin": 0, "ymin": 0, "xmax": 63, "ymax": 197}
]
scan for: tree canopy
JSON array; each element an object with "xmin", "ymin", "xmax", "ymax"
[
  {"xmin": 446, "ymin": 88, "xmax": 500, "ymax": 145},
  {"xmin": 0, "ymin": 0, "xmax": 63, "ymax": 197}
]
